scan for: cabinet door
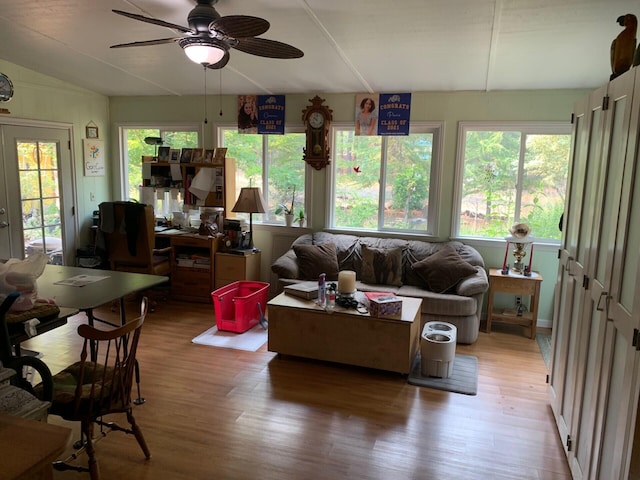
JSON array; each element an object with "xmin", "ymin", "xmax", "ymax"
[
  {"xmin": 595, "ymin": 67, "xmax": 640, "ymax": 480},
  {"xmin": 568, "ymin": 71, "xmax": 635, "ymax": 480},
  {"xmin": 549, "ymin": 85, "xmax": 607, "ymax": 467}
]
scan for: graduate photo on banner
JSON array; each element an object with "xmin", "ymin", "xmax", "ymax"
[
  {"xmin": 237, "ymin": 95, "xmax": 258, "ymax": 134},
  {"xmin": 355, "ymin": 93, "xmax": 379, "ymax": 136},
  {"xmin": 378, "ymin": 93, "xmax": 412, "ymax": 135},
  {"xmin": 257, "ymin": 95, "xmax": 286, "ymax": 134}
]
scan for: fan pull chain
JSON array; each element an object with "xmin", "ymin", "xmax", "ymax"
[
  {"xmin": 203, "ymin": 65, "xmax": 208, "ymax": 124},
  {"xmin": 219, "ymin": 69, "xmax": 223, "ymax": 116}
]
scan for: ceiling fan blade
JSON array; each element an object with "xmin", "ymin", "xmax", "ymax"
[
  {"xmin": 112, "ymin": 9, "xmax": 194, "ymax": 34},
  {"xmin": 211, "ymin": 15, "xmax": 270, "ymax": 38},
  {"xmin": 110, "ymin": 38, "xmax": 181, "ymax": 49},
  {"xmin": 234, "ymin": 37, "xmax": 303, "ymax": 59},
  {"xmin": 206, "ymin": 51, "xmax": 230, "ymax": 69}
]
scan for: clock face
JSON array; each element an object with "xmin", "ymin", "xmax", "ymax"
[
  {"xmin": 309, "ymin": 111, "xmax": 324, "ymax": 129},
  {"xmin": 0, "ymin": 73, "xmax": 13, "ymax": 102}
]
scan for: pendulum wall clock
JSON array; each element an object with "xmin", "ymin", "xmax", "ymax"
[{"xmin": 302, "ymin": 95, "xmax": 333, "ymax": 170}]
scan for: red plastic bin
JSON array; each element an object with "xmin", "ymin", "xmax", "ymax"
[{"xmin": 211, "ymin": 281, "xmax": 269, "ymax": 333}]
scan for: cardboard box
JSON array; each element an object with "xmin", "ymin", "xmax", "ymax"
[{"xmin": 365, "ymin": 292, "xmax": 402, "ymax": 318}]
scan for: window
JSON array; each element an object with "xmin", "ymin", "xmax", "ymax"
[
  {"xmin": 119, "ymin": 126, "xmax": 200, "ymax": 201},
  {"xmin": 454, "ymin": 122, "xmax": 571, "ymax": 242},
  {"xmin": 220, "ymin": 128, "xmax": 306, "ymax": 223},
  {"xmin": 330, "ymin": 123, "xmax": 442, "ymax": 234}
]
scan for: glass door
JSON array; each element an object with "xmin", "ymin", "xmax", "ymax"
[{"xmin": 0, "ymin": 124, "xmax": 76, "ymax": 263}]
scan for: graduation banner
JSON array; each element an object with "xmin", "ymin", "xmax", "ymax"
[
  {"xmin": 378, "ymin": 93, "xmax": 412, "ymax": 135},
  {"xmin": 257, "ymin": 95, "xmax": 286, "ymax": 134},
  {"xmin": 354, "ymin": 94, "xmax": 380, "ymax": 136}
]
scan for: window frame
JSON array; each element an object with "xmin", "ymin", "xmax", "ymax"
[
  {"xmin": 116, "ymin": 123, "xmax": 202, "ymax": 201},
  {"xmin": 217, "ymin": 124, "xmax": 308, "ymax": 225},
  {"xmin": 452, "ymin": 121, "xmax": 572, "ymax": 244},
  {"xmin": 327, "ymin": 121, "xmax": 443, "ymax": 236}
]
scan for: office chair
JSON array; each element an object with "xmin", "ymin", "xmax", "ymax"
[
  {"xmin": 99, "ymin": 202, "xmax": 171, "ymax": 308},
  {"xmin": 42, "ymin": 297, "xmax": 151, "ymax": 480}
]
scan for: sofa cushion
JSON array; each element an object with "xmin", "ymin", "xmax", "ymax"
[
  {"xmin": 456, "ymin": 266, "xmax": 489, "ymax": 296},
  {"xmin": 411, "ymin": 245, "xmax": 477, "ymax": 293},
  {"xmin": 361, "ymin": 245, "xmax": 403, "ymax": 286},
  {"xmin": 292, "ymin": 243, "xmax": 339, "ymax": 280},
  {"xmin": 271, "ymin": 250, "xmax": 300, "ymax": 279},
  {"xmin": 397, "ymin": 285, "xmax": 478, "ymax": 316}
]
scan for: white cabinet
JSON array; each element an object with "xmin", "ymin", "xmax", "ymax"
[{"xmin": 549, "ymin": 67, "xmax": 640, "ymax": 479}]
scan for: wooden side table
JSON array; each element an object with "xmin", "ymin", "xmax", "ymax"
[
  {"xmin": 214, "ymin": 251, "xmax": 261, "ymax": 289},
  {"xmin": 486, "ymin": 268, "xmax": 543, "ymax": 339}
]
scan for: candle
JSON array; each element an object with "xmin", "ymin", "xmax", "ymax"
[
  {"xmin": 338, "ymin": 270, "xmax": 356, "ymax": 294},
  {"xmin": 528, "ymin": 243, "xmax": 534, "ymax": 272},
  {"xmin": 502, "ymin": 242, "xmax": 509, "ymax": 272}
]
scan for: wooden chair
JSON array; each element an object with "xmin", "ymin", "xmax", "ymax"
[
  {"xmin": 45, "ymin": 297, "xmax": 151, "ymax": 479},
  {"xmin": 99, "ymin": 202, "xmax": 171, "ymax": 308}
]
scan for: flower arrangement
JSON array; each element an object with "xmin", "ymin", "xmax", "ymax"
[{"xmin": 275, "ymin": 186, "xmax": 295, "ymax": 216}]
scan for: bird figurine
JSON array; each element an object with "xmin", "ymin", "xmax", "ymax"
[{"xmin": 611, "ymin": 13, "xmax": 637, "ymax": 80}]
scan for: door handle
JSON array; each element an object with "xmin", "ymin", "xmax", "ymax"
[
  {"xmin": 0, "ymin": 221, "xmax": 8, "ymax": 228},
  {"xmin": 596, "ymin": 291, "xmax": 607, "ymax": 311},
  {"xmin": 566, "ymin": 257, "xmax": 575, "ymax": 276}
]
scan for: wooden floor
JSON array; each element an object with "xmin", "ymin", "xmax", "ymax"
[{"xmin": 19, "ymin": 298, "xmax": 570, "ymax": 480}]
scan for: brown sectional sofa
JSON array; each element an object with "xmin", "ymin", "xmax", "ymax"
[{"xmin": 271, "ymin": 232, "xmax": 489, "ymax": 344}]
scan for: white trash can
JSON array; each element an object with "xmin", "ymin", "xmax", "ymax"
[{"xmin": 421, "ymin": 321, "xmax": 457, "ymax": 378}]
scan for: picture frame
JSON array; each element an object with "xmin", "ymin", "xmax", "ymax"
[
  {"xmin": 157, "ymin": 146, "xmax": 170, "ymax": 163},
  {"xmin": 191, "ymin": 148, "xmax": 204, "ymax": 163},
  {"xmin": 180, "ymin": 148, "xmax": 193, "ymax": 163},
  {"xmin": 86, "ymin": 125, "xmax": 99, "ymax": 139},
  {"xmin": 213, "ymin": 147, "xmax": 227, "ymax": 166},
  {"xmin": 169, "ymin": 149, "xmax": 181, "ymax": 163},
  {"xmin": 204, "ymin": 149, "xmax": 215, "ymax": 164}
]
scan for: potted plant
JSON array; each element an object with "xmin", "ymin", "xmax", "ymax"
[
  {"xmin": 275, "ymin": 186, "xmax": 295, "ymax": 226},
  {"xmin": 297, "ymin": 209, "xmax": 305, "ymax": 227}
]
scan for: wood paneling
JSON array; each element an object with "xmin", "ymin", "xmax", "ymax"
[{"xmin": 17, "ymin": 299, "xmax": 569, "ymax": 479}]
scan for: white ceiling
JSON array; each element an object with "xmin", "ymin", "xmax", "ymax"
[{"xmin": 0, "ymin": 0, "xmax": 635, "ymax": 97}]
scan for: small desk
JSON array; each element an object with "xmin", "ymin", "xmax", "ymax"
[
  {"xmin": 0, "ymin": 412, "xmax": 72, "ymax": 480},
  {"xmin": 156, "ymin": 230, "xmax": 217, "ymax": 302},
  {"xmin": 486, "ymin": 268, "xmax": 543, "ymax": 339}
]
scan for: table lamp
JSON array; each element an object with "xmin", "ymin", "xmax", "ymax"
[
  {"xmin": 503, "ymin": 223, "xmax": 535, "ymax": 275},
  {"xmin": 231, "ymin": 187, "xmax": 266, "ymax": 251}
]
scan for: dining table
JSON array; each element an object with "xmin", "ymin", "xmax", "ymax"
[{"xmin": 37, "ymin": 264, "xmax": 169, "ymax": 328}]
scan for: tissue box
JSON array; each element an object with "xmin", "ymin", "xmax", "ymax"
[{"xmin": 365, "ymin": 292, "xmax": 402, "ymax": 318}]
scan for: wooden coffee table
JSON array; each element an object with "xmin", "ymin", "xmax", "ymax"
[{"xmin": 267, "ymin": 293, "xmax": 422, "ymax": 374}]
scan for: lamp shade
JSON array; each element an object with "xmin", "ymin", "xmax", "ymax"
[
  {"xmin": 232, "ymin": 187, "xmax": 267, "ymax": 214},
  {"xmin": 179, "ymin": 38, "xmax": 226, "ymax": 65}
]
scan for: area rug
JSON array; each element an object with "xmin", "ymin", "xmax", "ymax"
[
  {"xmin": 407, "ymin": 352, "xmax": 478, "ymax": 395},
  {"xmin": 191, "ymin": 324, "xmax": 267, "ymax": 352}
]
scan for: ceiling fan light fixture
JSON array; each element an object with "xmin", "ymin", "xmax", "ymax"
[{"xmin": 179, "ymin": 38, "xmax": 226, "ymax": 65}]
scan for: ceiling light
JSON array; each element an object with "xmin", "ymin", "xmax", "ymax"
[{"xmin": 179, "ymin": 38, "xmax": 225, "ymax": 65}]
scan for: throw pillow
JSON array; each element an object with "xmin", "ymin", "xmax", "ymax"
[
  {"xmin": 361, "ymin": 245, "xmax": 403, "ymax": 286},
  {"xmin": 292, "ymin": 243, "xmax": 339, "ymax": 280},
  {"xmin": 411, "ymin": 245, "xmax": 477, "ymax": 293}
]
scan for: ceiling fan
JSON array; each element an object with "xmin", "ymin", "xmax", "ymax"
[{"xmin": 110, "ymin": 0, "xmax": 304, "ymax": 69}]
